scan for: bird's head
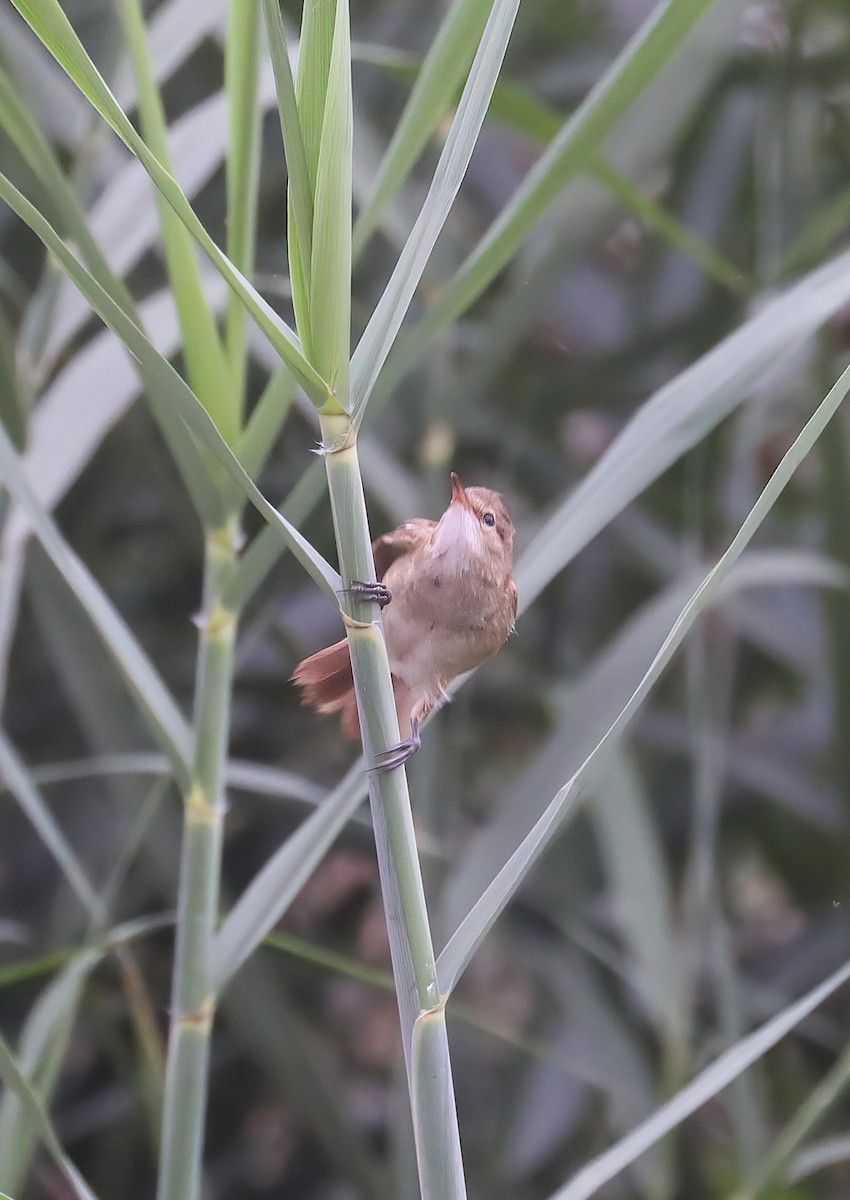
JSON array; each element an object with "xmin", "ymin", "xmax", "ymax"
[{"xmin": 431, "ymin": 473, "xmax": 515, "ymax": 575}]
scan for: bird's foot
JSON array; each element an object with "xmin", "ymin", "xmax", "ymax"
[
  {"xmin": 370, "ymin": 719, "xmax": 421, "ymax": 773},
  {"xmin": 345, "ymin": 580, "xmax": 392, "ymax": 608}
]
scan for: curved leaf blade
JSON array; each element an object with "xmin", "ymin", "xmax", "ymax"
[
  {"xmin": 0, "ymin": 171, "xmax": 342, "ymax": 601},
  {"xmin": 348, "ymin": 0, "xmax": 522, "ymax": 424},
  {"xmin": 438, "ymin": 359, "xmax": 850, "ymax": 995}
]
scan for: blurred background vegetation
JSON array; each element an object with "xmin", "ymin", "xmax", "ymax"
[{"xmin": 4, "ymin": 0, "xmax": 850, "ymax": 1197}]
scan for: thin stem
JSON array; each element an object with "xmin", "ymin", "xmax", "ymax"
[
  {"xmin": 319, "ymin": 416, "xmax": 467, "ymax": 1197},
  {"xmin": 157, "ymin": 525, "xmax": 238, "ymax": 1200}
]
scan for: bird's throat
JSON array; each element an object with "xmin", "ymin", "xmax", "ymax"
[{"xmin": 430, "ymin": 504, "xmax": 484, "ymax": 574}]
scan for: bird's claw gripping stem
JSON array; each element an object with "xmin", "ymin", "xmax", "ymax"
[
  {"xmin": 346, "ymin": 580, "xmax": 392, "ymax": 609},
  {"xmin": 370, "ymin": 719, "xmax": 421, "ymax": 773}
]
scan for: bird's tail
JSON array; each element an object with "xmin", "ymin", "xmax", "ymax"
[{"xmin": 291, "ymin": 638, "xmax": 360, "ymax": 738}]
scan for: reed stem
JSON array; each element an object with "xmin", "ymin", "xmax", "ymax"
[
  {"xmin": 319, "ymin": 415, "xmax": 467, "ymax": 1197},
  {"xmin": 156, "ymin": 523, "xmax": 238, "ymax": 1200}
]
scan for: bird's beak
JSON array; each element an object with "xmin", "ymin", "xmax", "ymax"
[{"xmin": 450, "ymin": 472, "xmax": 473, "ymax": 511}]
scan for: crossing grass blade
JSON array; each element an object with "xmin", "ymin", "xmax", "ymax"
[
  {"xmin": 348, "ymin": 0, "xmax": 522, "ymax": 425},
  {"xmin": 0, "ymin": 916, "xmax": 168, "ymax": 1198},
  {"xmin": 0, "ymin": 422, "xmax": 193, "ymax": 788},
  {"xmin": 0, "ymin": 61, "xmax": 227, "ymax": 524},
  {"xmin": 234, "ymin": 366, "xmax": 296, "ymax": 481},
  {"xmin": 0, "ymin": 170, "xmax": 342, "ymax": 601},
  {"xmin": 409, "ymin": 0, "xmax": 719, "ymax": 351},
  {"xmin": 547, "ymin": 956, "xmax": 850, "ymax": 1200},
  {"xmin": 224, "ymin": 239, "xmax": 850, "ymax": 625},
  {"xmin": 437, "ymin": 358, "xmax": 850, "ymax": 997},
  {"xmin": 0, "ymin": 731, "xmax": 101, "ymax": 920},
  {"xmin": 352, "ymin": 0, "xmax": 493, "ymax": 258},
  {"xmin": 212, "ymin": 761, "xmax": 366, "ymax": 990},
  {"xmin": 514, "ymin": 243, "xmax": 850, "ymax": 609},
  {"xmin": 0, "ymin": 1022, "xmax": 101, "ymax": 1200},
  {"xmin": 8, "ymin": 0, "xmax": 331, "ymax": 407}
]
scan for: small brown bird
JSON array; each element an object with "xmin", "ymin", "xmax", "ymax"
[{"xmin": 292, "ymin": 473, "xmax": 517, "ymax": 769}]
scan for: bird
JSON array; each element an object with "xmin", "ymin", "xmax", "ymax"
[{"xmin": 292, "ymin": 473, "xmax": 517, "ymax": 770}]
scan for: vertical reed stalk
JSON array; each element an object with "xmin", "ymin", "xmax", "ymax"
[
  {"xmin": 157, "ymin": 521, "xmax": 238, "ymax": 1200},
  {"xmin": 319, "ymin": 414, "xmax": 467, "ymax": 1197}
]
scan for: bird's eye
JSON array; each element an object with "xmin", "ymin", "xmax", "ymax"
[{"xmin": 483, "ymin": 512, "xmax": 496, "ymax": 527}]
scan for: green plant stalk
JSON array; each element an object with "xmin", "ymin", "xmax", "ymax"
[
  {"xmin": 319, "ymin": 414, "xmax": 467, "ymax": 1198},
  {"xmin": 225, "ymin": 0, "xmax": 262, "ymax": 416},
  {"xmin": 157, "ymin": 527, "xmax": 238, "ymax": 1200}
]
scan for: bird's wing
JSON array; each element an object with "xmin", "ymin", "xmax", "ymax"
[
  {"xmin": 509, "ymin": 580, "xmax": 518, "ymax": 630},
  {"xmin": 373, "ymin": 519, "xmax": 436, "ymax": 580}
]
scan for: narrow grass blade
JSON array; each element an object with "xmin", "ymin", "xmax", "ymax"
[
  {"xmin": 0, "ymin": 63, "xmax": 226, "ymax": 523},
  {"xmin": 789, "ymin": 1136, "xmax": 850, "ymax": 1184},
  {"xmin": 515, "ymin": 244, "xmax": 850, "ymax": 609},
  {"xmin": 591, "ymin": 750, "xmax": 687, "ymax": 1071},
  {"xmin": 413, "ymin": 0, "xmax": 718, "ymax": 346},
  {"xmin": 212, "ymin": 760, "xmax": 366, "ymax": 989},
  {"xmin": 438, "ymin": 550, "xmax": 844, "ymax": 943},
  {"xmin": 0, "ymin": 171, "xmax": 341, "ymax": 600},
  {"xmin": 0, "ymin": 730, "xmax": 100, "ymax": 919},
  {"xmin": 781, "ymin": 183, "xmax": 850, "ymax": 279},
  {"xmin": 0, "ymin": 1028, "xmax": 100, "ymax": 1200},
  {"xmin": 224, "ymin": 0, "xmax": 262, "ymax": 411},
  {"xmin": 731, "ymin": 1035, "xmax": 850, "ymax": 1200},
  {"xmin": 486, "ymin": 77, "xmax": 747, "ymax": 293},
  {"xmin": 0, "ymin": 915, "xmax": 161, "ymax": 1195},
  {"xmin": 352, "ymin": 0, "xmax": 493, "ymax": 257},
  {"xmin": 348, "ymin": 0, "xmax": 522, "ymax": 424},
  {"xmin": 438, "ymin": 359, "xmax": 850, "ymax": 996},
  {"xmin": 262, "ymin": 0, "xmax": 313, "ymax": 333},
  {"xmin": 114, "ymin": 0, "xmax": 227, "ymax": 106},
  {"xmin": 547, "ymin": 956, "xmax": 850, "ymax": 1200},
  {"xmin": 2, "ymin": 281, "xmax": 228, "ymax": 561},
  {"xmin": 222, "ymin": 457, "xmax": 329, "ymax": 613},
  {"xmin": 589, "ymin": 157, "xmax": 747, "ymax": 295},
  {"xmin": 308, "ymin": 0, "xmax": 352, "ymax": 395},
  {"xmin": 117, "ymin": 0, "xmax": 236, "ymax": 441},
  {"xmin": 0, "ymin": 424, "xmax": 193, "ymax": 788},
  {"xmin": 8, "ymin": 0, "xmax": 332, "ymax": 407},
  {"xmin": 11, "ymin": 753, "xmax": 324, "ymax": 807},
  {"xmin": 289, "ymin": 0, "xmax": 340, "ymax": 355},
  {"xmin": 234, "ymin": 366, "xmax": 296, "ymax": 481},
  {"xmin": 295, "ymin": 0, "xmax": 336, "ymax": 189},
  {"xmin": 0, "ymin": 956, "xmax": 91, "ymax": 1194}
]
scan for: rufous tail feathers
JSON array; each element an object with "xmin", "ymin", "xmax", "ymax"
[
  {"xmin": 291, "ymin": 638, "xmax": 360, "ymax": 738},
  {"xmin": 292, "ymin": 640, "xmax": 420, "ymax": 741}
]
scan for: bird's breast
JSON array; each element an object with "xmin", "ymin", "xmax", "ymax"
[{"xmin": 381, "ymin": 551, "xmax": 513, "ymax": 690}]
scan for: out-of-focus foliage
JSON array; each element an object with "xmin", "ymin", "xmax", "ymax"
[{"xmin": 3, "ymin": 0, "xmax": 850, "ymax": 1198}]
